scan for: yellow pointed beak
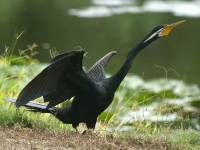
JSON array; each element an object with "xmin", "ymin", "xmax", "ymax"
[{"xmin": 159, "ymin": 20, "xmax": 186, "ymax": 37}]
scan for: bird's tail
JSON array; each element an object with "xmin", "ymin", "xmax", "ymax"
[{"xmin": 4, "ymin": 97, "xmax": 57, "ymax": 114}]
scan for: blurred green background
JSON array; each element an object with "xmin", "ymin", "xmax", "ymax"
[{"xmin": 0, "ymin": 0, "xmax": 200, "ymax": 84}]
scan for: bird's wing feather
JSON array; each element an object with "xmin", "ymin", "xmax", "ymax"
[
  {"xmin": 43, "ymin": 51, "xmax": 116, "ymax": 107},
  {"xmin": 43, "ymin": 88, "xmax": 74, "ymax": 107},
  {"xmin": 87, "ymin": 51, "xmax": 116, "ymax": 82},
  {"xmin": 49, "ymin": 50, "xmax": 77, "ymax": 63},
  {"xmin": 15, "ymin": 50, "xmax": 96, "ymax": 108}
]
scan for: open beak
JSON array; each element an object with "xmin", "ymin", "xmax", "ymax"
[{"xmin": 159, "ymin": 20, "xmax": 186, "ymax": 37}]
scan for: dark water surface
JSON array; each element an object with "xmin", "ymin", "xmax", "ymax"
[{"xmin": 0, "ymin": 0, "xmax": 200, "ymax": 84}]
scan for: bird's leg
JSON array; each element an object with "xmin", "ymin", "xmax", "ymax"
[
  {"xmin": 81, "ymin": 130, "xmax": 87, "ymax": 135},
  {"xmin": 80, "ymin": 123, "xmax": 88, "ymax": 135},
  {"xmin": 82, "ymin": 122, "xmax": 95, "ymax": 135},
  {"xmin": 72, "ymin": 123, "xmax": 79, "ymax": 133},
  {"xmin": 81, "ymin": 128, "xmax": 94, "ymax": 135}
]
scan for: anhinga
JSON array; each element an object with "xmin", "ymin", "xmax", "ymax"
[{"xmin": 5, "ymin": 20, "xmax": 185, "ymax": 130}]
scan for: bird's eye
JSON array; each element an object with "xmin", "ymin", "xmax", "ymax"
[{"xmin": 158, "ymin": 26, "xmax": 173, "ymax": 37}]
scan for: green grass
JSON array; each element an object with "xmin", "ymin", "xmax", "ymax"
[{"xmin": 115, "ymin": 129, "xmax": 200, "ymax": 150}]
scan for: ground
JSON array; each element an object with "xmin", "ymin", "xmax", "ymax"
[{"xmin": 0, "ymin": 127, "xmax": 170, "ymax": 150}]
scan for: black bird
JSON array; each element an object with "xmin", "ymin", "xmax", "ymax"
[{"xmin": 5, "ymin": 20, "xmax": 185, "ymax": 130}]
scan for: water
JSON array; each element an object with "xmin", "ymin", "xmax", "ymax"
[
  {"xmin": 0, "ymin": 0, "xmax": 200, "ymax": 85},
  {"xmin": 69, "ymin": 0, "xmax": 200, "ymax": 18}
]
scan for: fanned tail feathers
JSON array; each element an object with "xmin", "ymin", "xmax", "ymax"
[{"xmin": 4, "ymin": 97, "xmax": 56, "ymax": 114}]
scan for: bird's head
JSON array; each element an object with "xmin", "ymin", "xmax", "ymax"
[{"xmin": 143, "ymin": 20, "xmax": 186, "ymax": 43}]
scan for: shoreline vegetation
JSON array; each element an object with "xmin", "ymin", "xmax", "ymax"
[{"xmin": 0, "ymin": 38, "xmax": 199, "ymax": 149}]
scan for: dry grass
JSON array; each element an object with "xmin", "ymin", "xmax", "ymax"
[{"xmin": 0, "ymin": 127, "xmax": 171, "ymax": 150}]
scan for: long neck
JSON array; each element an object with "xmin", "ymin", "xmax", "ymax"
[{"xmin": 111, "ymin": 38, "xmax": 155, "ymax": 91}]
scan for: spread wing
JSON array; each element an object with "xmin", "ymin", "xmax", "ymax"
[
  {"xmin": 87, "ymin": 51, "xmax": 116, "ymax": 82},
  {"xmin": 43, "ymin": 51, "xmax": 116, "ymax": 107},
  {"xmin": 16, "ymin": 50, "xmax": 96, "ymax": 108}
]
